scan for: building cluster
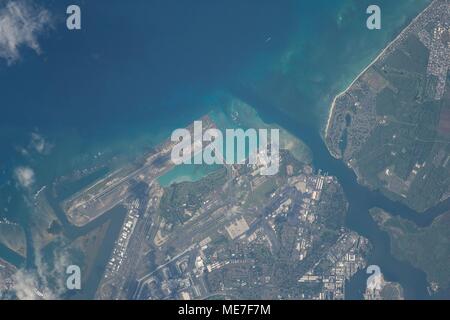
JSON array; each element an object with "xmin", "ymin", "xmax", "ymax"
[
  {"xmin": 0, "ymin": 259, "xmax": 16, "ymax": 297},
  {"xmin": 104, "ymin": 199, "xmax": 140, "ymax": 279},
  {"xmin": 136, "ymin": 250, "xmax": 208, "ymax": 300},
  {"xmin": 299, "ymin": 232, "xmax": 370, "ymax": 300},
  {"xmin": 418, "ymin": 18, "xmax": 450, "ymax": 100}
]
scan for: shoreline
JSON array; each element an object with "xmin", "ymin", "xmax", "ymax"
[{"xmin": 323, "ymin": 0, "xmax": 436, "ymax": 141}]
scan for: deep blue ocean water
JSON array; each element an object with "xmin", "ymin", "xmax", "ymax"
[
  {"xmin": 2, "ymin": 0, "xmax": 446, "ymax": 299},
  {"xmin": 0, "ymin": 0, "xmax": 430, "ymax": 190}
]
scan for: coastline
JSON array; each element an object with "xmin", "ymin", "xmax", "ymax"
[{"xmin": 323, "ymin": 0, "xmax": 435, "ymax": 142}]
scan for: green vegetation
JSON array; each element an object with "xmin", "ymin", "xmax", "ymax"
[
  {"xmin": 159, "ymin": 167, "xmax": 227, "ymax": 225},
  {"xmin": 205, "ymin": 176, "xmax": 353, "ymax": 299},
  {"xmin": 371, "ymin": 208, "xmax": 450, "ymax": 290},
  {"xmin": 326, "ymin": 18, "xmax": 450, "ymax": 212},
  {"xmin": 315, "ymin": 182, "xmax": 347, "ymax": 231},
  {"xmin": 246, "ymin": 179, "xmax": 279, "ymax": 209}
]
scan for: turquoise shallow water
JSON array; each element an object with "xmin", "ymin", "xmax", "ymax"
[
  {"xmin": 0, "ymin": 0, "xmax": 299, "ymax": 222},
  {"xmin": 0, "ymin": 0, "xmax": 430, "ymax": 220},
  {"xmin": 1, "ymin": 0, "xmax": 444, "ymax": 299},
  {"xmin": 158, "ymin": 164, "xmax": 222, "ymax": 187}
]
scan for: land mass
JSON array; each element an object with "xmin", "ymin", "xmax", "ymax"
[
  {"xmin": 370, "ymin": 207, "xmax": 450, "ymax": 292},
  {"xmin": 325, "ymin": 0, "xmax": 450, "ymax": 212},
  {"xmin": 0, "ymin": 221, "xmax": 26, "ymax": 257},
  {"xmin": 92, "ymin": 99, "xmax": 370, "ymax": 300},
  {"xmin": 62, "ymin": 116, "xmax": 216, "ymax": 227}
]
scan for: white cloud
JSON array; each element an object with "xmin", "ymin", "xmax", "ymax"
[
  {"xmin": 6, "ymin": 245, "xmax": 70, "ymax": 300},
  {"xmin": 14, "ymin": 166, "xmax": 35, "ymax": 188},
  {"xmin": 11, "ymin": 269, "xmax": 57, "ymax": 300},
  {"xmin": 34, "ymin": 243, "xmax": 71, "ymax": 297},
  {"xmin": 30, "ymin": 132, "xmax": 52, "ymax": 155},
  {"xmin": 11, "ymin": 269, "xmax": 42, "ymax": 300},
  {"xmin": 3, "ymin": 239, "xmax": 71, "ymax": 300},
  {"xmin": 0, "ymin": 0, "xmax": 51, "ymax": 64},
  {"xmin": 31, "ymin": 132, "xmax": 45, "ymax": 153}
]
